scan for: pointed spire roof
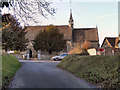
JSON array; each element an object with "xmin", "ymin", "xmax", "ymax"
[{"xmin": 69, "ymin": 9, "xmax": 73, "ymax": 22}]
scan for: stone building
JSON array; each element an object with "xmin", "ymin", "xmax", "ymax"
[
  {"xmin": 25, "ymin": 11, "xmax": 99, "ymax": 57},
  {"xmin": 25, "ymin": 25, "xmax": 73, "ymax": 57}
]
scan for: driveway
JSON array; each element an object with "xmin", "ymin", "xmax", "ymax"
[{"xmin": 9, "ymin": 61, "xmax": 97, "ymax": 88}]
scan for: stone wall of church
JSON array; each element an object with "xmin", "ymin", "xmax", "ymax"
[
  {"xmin": 73, "ymin": 41, "xmax": 99, "ymax": 50},
  {"xmin": 91, "ymin": 41, "xmax": 99, "ymax": 49},
  {"xmin": 27, "ymin": 41, "xmax": 37, "ymax": 58},
  {"xmin": 66, "ymin": 40, "xmax": 73, "ymax": 51}
]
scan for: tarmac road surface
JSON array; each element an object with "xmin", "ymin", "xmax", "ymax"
[{"xmin": 9, "ymin": 61, "xmax": 97, "ymax": 88}]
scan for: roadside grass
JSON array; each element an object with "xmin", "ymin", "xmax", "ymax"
[
  {"xmin": 57, "ymin": 54, "xmax": 120, "ymax": 88},
  {"xmin": 0, "ymin": 55, "xmax": 2, "ymax": 89},
  {"xmin": 2, "ymin": 53, "xmax": 21, "ymax": 89}
]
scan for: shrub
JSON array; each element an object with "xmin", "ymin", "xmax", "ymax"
[{"xmin": 14, "ymin": 51, "xmax": 20, "ymax": 54}]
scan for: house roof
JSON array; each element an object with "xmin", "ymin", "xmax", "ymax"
[
  {"xmin": 117, "ymin": 40, "xmax": 120, "ymax": 44},
  {"xmin": 115, "ymin": 37, "xmax": 119, "ymax": 44},
  {"xmin": 107, "ymin": 37, "xmax": 116, "ymax": 47},
  {"xmin": 101, "ymin": 37, "xmax": 117, "ymax": 47},
  {"xmin": 73, "ymin": 28, "xmax": 99, "ymax": 42},
  {"xmin": 25, "ymin": 25, "xmax": 72, "ymax": 41}
]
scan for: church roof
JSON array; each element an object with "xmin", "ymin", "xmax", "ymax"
[
  {"xmin": 69, "ymin": 11, "xmax": 74, "ymax": 22},
  {"xmin": 25, "ymin": 25, "xmax": 72, "ymax": 41},
  {"xmin": 73, "ymin": 28, "xmax": 99, "ymax": 42}
]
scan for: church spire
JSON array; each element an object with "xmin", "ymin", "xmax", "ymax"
[{"xmin": 69, "ymin": 9, "xmax": 74, "ymax": 29}]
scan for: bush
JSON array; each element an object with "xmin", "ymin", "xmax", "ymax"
[{"xmin": 14, "ymin": 51, "xmax": 20, "ymax": 54}]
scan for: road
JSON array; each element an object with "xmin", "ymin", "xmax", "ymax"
[{"xmin": 9, "ymin": 60, "xmax": 97, "ymax": 88}]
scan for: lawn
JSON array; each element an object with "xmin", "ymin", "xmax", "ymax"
[
  {"xmin": 57, "ymin": 54, "xmax": 120, "ymax": 88},
  {"xmin": 2, "ymin": 53, "xmax": 21, "ymax": 89}
]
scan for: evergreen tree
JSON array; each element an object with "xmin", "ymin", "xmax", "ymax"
[
  {"xmin": 2, "ymin": 14, "xmax": 28, "ymax": 52},
  {"xmin": 34, "ymin": 25, "xmax": 66, "ymax": 54}
]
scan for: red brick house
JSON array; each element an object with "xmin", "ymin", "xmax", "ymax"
[{"xmin": 101, "ymin": 37, "xmax": 120, "ymax": 55}]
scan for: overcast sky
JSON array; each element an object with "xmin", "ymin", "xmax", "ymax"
[{"xmin": 1, "ymin": 0, "xmax": 119, "ymax": 45}]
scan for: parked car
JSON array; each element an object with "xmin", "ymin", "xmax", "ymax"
[{"xmin": 52, "ymin": 53, "xmax": 68, "ymax": 61}]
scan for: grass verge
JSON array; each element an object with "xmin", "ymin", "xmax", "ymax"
[
  {"xmin": 57, "ymin": 54, "xmax": 120, "ymax": 88},
  {"xmin": 2, "ymin": 54, "xmax": 21, "ymax": 89}
]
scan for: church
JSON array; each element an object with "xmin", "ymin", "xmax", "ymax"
[{"xmin": 25, "ymin": 11, "xmax": 99, "ymax": 57}]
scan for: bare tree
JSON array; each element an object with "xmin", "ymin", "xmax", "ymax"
[{"xmin": 1, "ymin": 0, "xmax": 55, "ymax": 25}]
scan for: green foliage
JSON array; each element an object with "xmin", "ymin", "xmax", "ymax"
[
  {"xmin": 2, "ymin": 54, "xmax": 21, "ymax": 89},
  {"xmin": 2, "ymin": 14, "xmax": 28, "ymax": 52},
  {"xmin": 57, "ymin": 55, "xmax": 119, "ymax": 88},
  {"xmin": 14, "ymin": 51, "xmax": 20, "ymax": 54},
  {"xmin": 34, "ymin": 25, "xmax": 66, "ymax": 54}
]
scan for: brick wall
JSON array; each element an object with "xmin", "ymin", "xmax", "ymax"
[
  {"xmin": 105, "ymin": 47, "xmax": 112, "ymax": 55},
  {"xmin": 114, "ymin": 48, "xmax": 120, "ymax": 55}
]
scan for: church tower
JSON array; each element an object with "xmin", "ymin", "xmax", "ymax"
[{"xmin": 69, "ymin": 9, "xmax": 74, "ymax": 29}]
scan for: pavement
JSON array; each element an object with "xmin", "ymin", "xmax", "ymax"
[{"xmin": 9, "ymin": 60, "xmax": 97, "ymax": 88}]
